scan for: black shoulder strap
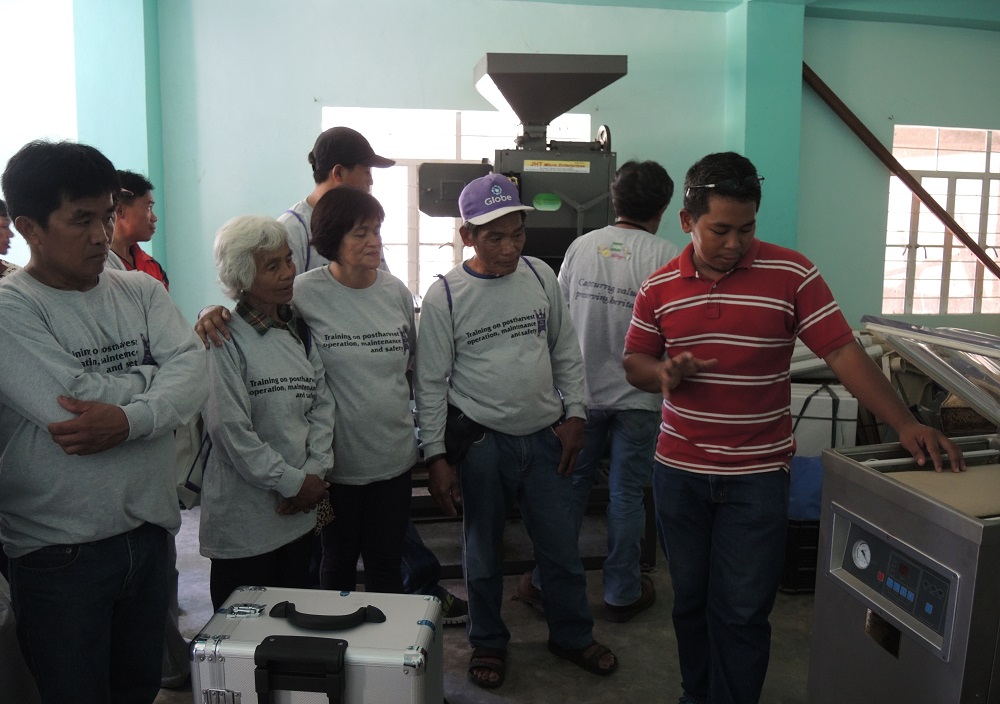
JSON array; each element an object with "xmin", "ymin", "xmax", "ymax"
[
  {"xmin": 435, "ymin": 273, "xmax": 453, "ymax": 314},
  {"xmin": 520, "ymin": 255, "xmax": 543, "ymax": 286},
  {"xmin": 283, "ymin": 209, "xmax": 311, "ymax": 271},
  {"xmin": 436, "ymin": 258, "xmax": 538, "ymax": 321}
]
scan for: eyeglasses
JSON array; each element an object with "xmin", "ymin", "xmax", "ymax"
[{"xmin": 685, "ymin": 175, "xmax": 764, "ymax": 197}]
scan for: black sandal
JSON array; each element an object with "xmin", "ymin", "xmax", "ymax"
[
  {"xmin": 547, "ymin": 640, "xmax": 618, "ymax": 676},
  {"xmin": 468, "ymin": 646, "xmax": 507, "ymax": 689}
]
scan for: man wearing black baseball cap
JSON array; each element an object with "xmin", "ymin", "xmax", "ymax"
[{"xmin": 279, "ymin": 126, "xmax": 395, "ymax": 274}]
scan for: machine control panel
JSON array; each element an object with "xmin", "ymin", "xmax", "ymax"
[{"xmin": 841, "ymin": 523, "xmax": 951, "ymax": 637}]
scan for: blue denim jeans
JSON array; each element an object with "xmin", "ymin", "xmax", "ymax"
[
  {"xmin": 576, "ymin": 409, "xmax": 659, "ymax": 605},
  {"xmin": 532, "ymin": 408, "xmax": 659, "ymax": 605},
  {"xmin": 653, "ymin": 463, "xmax": 788, "ymax": 704},
  {"xmin": 9, "ymin": 522, "xmax": 170, "ymax": 704},
  {"xmin": 459, "ymin": 426, "xmax": 594, "ymax": 651}
]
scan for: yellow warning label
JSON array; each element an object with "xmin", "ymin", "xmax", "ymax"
[{"xmin": 523, "ymin": 160, "xmax": 591, "ymax": 174}]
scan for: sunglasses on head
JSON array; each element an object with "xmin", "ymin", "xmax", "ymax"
[{"xmin": 685, "ymin": 175, "xmax": 764, "ymax": 198}]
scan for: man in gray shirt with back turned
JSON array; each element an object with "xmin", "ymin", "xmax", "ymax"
[
  {"xmin": 520, "ymin": 160, "xmax": 678, "ymax": 622},
  {"xmin": 0, "ymin": 140, "xmax": 206, "ymax": 704}
]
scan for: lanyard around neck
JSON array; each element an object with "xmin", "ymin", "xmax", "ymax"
[{"xmin": 614, "ymin": 219, "xmax": 650, "ymax": 233}]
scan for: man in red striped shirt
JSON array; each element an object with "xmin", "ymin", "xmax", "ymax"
[
  {"xmin": 623, "ymin": 151, "xmax": 963, "ymax": 704},
  {"xmin": 107, "ymin": 171, "xmax": 169, "ymax": 289}
]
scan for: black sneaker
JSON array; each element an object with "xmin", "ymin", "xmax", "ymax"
[{"xmin": 438, "ymin": 590, "xmax": 469, "ymax": 626}]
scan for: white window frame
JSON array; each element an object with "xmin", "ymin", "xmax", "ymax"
[
  {"xmin": 883, "ymin": 128, "xmax": 1000, "ymax": 315},
  {"xmin": 380, "ymin": 158, "xmax": 482, "ymax": 300},
  {"xmin": 322, "ymin": 107, "xmax": 591, "ymax": 299}
]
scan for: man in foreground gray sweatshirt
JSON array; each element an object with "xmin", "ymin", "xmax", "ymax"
[{"xmin": 0, "ymin": 140, "xmax": 206, "ymax": 704}]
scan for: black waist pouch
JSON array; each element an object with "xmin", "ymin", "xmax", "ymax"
[{"xmin": 444, "ymin": 404, "xmax": 487, "ymax": 466}]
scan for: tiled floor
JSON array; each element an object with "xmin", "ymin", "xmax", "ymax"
[{"xmin": 155, "ymin": 507, "xmax": 813, "ymax": 704}]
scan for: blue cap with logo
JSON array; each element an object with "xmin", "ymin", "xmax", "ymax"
[{"xmin": 459, "ymin": 173, "xmax": 534, "ymax": 226}]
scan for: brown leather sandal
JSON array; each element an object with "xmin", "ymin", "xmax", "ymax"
[
  {"xmin": 547, "ymin": 640, "xmax": 618, "ymax": 676},
  {"xmin": 468, "ymin": 646, "xmax": 507, "ymax": 689}
]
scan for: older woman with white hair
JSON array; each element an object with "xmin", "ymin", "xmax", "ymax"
[{"xmin": 199, "ymin": 215, "xmax": 335, "ymax": 609}]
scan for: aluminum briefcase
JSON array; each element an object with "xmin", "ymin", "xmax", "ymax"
[{"xmin": 190, "ymin": 586, "xmax": 443, "ymax": 703}]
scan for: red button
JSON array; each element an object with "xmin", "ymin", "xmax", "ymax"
[{"xmin": 878, "ymin": 571, "xmax": 885, "ymax": 582}]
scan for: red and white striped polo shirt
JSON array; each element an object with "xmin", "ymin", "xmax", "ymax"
[{"xmin": 625, "ymin": 238, "xmax": 855, "ymax": 475}]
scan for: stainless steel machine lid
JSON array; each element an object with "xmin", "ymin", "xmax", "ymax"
[
  {"xmin": 862, "ymin": 315, "xmax": 1000, "ymax": 428},
  {"xmin": 890, "ymin": 465, "xmax": 1000, "ymax": 517}
]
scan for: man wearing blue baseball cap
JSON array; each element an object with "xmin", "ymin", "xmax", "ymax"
[{"xmin": 414, "ymin": 173, "xmax": 618, "ymax": 689}]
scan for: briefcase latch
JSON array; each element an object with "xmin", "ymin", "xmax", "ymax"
[
  {"xmin": 228, "ymin": 603, "xmax": 265, "ymax": 617},
  {"xmin": 202, "ymin": 689, "xmax": 242, "ymax": 704}
]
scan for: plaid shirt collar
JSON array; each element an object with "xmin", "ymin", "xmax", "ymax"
[{"xmin": 235, "ymin": 300, "xmax": 296, "ymax": 337}]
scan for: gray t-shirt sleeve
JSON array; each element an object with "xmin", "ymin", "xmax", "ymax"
[
  {"xmin": 557, "ymin": 240, "xmax": 576, "ymax": 305},
  {"xmin": 300, "ymin": 341, "xmax": 335, "ymax": 479},
  {"xmin": 536, "ymin": 261, "xmax": 586, "ymax": 420},
  {"xmin": 120, "ymin": 282, "xmax": 208, "ymax": 440},
  {"xmin": 0, "ymin": 282, "xmax": 160, "ymax": 430},
  {"xmin": 279, "ymin": 208, "xmax": 312, "ymax": 276},
  {"xmin": 413, "ymin": 279, "xmax": 454, "ymax": 460},
  {"xmin": 204, "ymin": 334, "xmax": 307, "ymax": 499}
]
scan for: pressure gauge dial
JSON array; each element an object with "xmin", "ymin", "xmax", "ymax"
[{"xmin": 852, "ymin": 540, "xmax": 871, "ymax": 569}]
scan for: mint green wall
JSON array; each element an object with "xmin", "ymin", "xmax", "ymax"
[
  {"xmin": 726, "ymin": 2, "xmax": 804, "ymax": 247},
  {"xmin": 799, "ymin": 17, "xmax": 1000, "ymax": 332},
  {"xmin": 73, "ymin": 0, "xmax": 166, "ymax": 261},
  {"xmin": 73, "ymin": 0, "xmax": 146, "ymax": 165},
  {"xmin": 64, "ymin": 0, "xmax": 999, "ymax": 331},
  {"xmin": 141, "ymin": 0, "xmax": 165, "ymax": 262},
  {"xmin": 724, "ymin": 5, "xmax": 747, "ymax": 150},
  {"xmin": 157, "ymin": 0, "xmax": 728, "ymax": 321}
]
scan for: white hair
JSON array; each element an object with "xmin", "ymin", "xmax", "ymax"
[{"xmin": 213, "ymin": 215, "xmax": 289, "ymax": 300}]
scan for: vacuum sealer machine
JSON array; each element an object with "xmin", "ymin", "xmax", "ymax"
[{"xmin": 808, "ymin": 315, "xmax": 1000, "ymax": 703}]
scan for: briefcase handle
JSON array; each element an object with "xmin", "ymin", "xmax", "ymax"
[{"xmin": 269, "ymin": 601, "xmax": 386, "ymax": 631}]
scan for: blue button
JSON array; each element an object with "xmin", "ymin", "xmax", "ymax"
[
  {"xmin": 894, "ymin": 583, "xmax": 901, "ymax": 594},
  {"xmin": 907, "ymin": 591, "xmax": 914, "ymax": 602},
  {"xmin": 888, "ymin": 578, "xmax": 895, "ymax": 589},
  {"xmin": 925, "ymin": 603, "xmax": 933, "ymax": 615}
]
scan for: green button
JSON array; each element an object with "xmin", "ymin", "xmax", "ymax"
[{"xmin": 532, "ymin": 193, "xmax": 562, "ymax": 211}]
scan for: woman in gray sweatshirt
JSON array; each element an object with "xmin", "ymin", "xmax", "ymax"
[
  {"xmin": 200, "ymin": 216, "xmax": 334, "ymax": 609},
  {"xmin": 296, "ymin": 188, "xmax": 416, "ymax": 594}
]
